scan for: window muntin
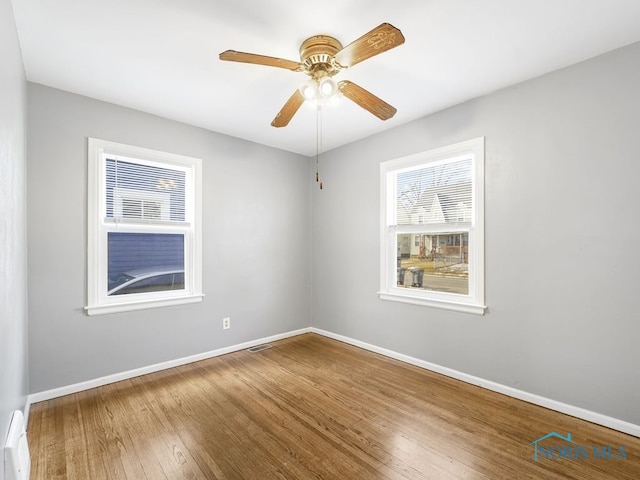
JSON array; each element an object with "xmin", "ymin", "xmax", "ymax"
[
  {"xmin": 380, "ymin": 138, "xmax": 485, "ymax": 314},
  {"xmin": 87, "ymin": 138, "xmax": 202, "ymax": 315}
]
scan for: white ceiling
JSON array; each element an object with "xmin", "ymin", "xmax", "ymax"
[{"xmin": 11, "ymin": 0, "xmax": 640, "ymax": 156}]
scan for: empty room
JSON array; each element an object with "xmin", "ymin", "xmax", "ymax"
[{"xmin": 2, "ymin": 1, "xmax": 640, "ymax": 479}]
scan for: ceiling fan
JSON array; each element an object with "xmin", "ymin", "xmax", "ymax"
[{"xmin": 219, "ymin": 23, "xmax": 405, "ymax": 127}]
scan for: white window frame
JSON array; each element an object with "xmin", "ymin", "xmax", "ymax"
[
  {"xmin": 86, "ymin": 138, "xmax": 203, "ymax": 315},
  {"xmin": 379, "ymin": 137, "xmax": 485, "ymax": 315}
]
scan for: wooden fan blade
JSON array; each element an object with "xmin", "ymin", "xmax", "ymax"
[
  {"xmin": 271, "ymin": 90, "xmax": 305, "ymax": 127},
  {"xmin": 338, "ymin": 80, "xmax": 397, "ymax": 120},
  {"xmin": 334, "ymin": 23, "xmax": 405, "ymax": 68},
  {"xmin": 219, "ymin": 50, "xmax": 303, "ymax": 71}
]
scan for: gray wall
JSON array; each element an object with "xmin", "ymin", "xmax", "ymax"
[
  {"xmin": 312, "ymin": 42, "xmax": 640, "ymax": 425},
  {"xmin": 0, "ymin": 0, "xmax": 28, "ymax": 478},
  {"xmin": 27, "ymin": 84, "xmax": 312, "ymax": 393}
]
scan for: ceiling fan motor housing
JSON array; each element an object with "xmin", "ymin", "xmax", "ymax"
[{"xmin": 299, "ymin": 35, "xmax": 344, "ymax": 78}]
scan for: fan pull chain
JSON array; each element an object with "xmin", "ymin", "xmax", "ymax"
[{"xmin": 316, "ymin": 105, "xmax": 323, "ymax": 189}]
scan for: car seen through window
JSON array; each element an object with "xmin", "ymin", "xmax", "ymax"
[{"xmin": 107, "ymin": 268, "xmax": 185, "ymax": 296}]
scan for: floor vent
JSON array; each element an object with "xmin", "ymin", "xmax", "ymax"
[
  {"xmin": 4, "ymin": 410, "xmax": 30, "ymax": 480},
  {"xmin": 247, "ymin": 344, "xmax": 273, "ymax": 353}
]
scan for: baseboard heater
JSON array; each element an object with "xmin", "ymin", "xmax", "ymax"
[{"xmin": 4, "ymin": 410, "xmax": 30, "ymax": 480}]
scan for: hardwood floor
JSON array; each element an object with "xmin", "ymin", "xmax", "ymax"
[{"xmin": 28, "ymin": 333, "xmax": 639, "ymax": 479}]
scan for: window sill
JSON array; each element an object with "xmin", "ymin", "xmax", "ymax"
[
  {"xmin": 85, "ymin": 294, "xmax": 204, "ymax": 316},
  {"xmin": 378, "ymin": 291, "xmax": 486, "ymax": 315}
]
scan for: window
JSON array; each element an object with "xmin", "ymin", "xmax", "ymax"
[
  {"xmin": 379, "ymin": 138, "xmax": 485, "ymax": 314},
  {"xmin": 86, "ymin": 138, "xmax": 202, "ymax": 315}
]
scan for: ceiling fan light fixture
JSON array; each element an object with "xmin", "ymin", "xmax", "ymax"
[
  {"xmin": 299, "ymin": 80, "xmax": 317, "ymax": 100},
  {"xmin": 318, "ymin": 76, "xmax": 337, "ymax": 97}
]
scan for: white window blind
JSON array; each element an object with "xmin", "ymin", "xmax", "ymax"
[
  {"xmin": 106, "ymin": 157, "xmax": 187, "ymax": 224},
  {"xmin": 394, "ymin": 158, "xmax": 473, "ymax": 227}
]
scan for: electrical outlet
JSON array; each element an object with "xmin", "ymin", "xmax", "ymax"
[{"xmin": 223, "ymin": 317, "xmax": 231, "ymax": 330}]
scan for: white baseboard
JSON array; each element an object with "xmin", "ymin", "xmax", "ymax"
[
  {"xmin": 311, "ymin": 328, "xmax": 640, "ymax": 438},
  {"xmin": 26, "ymin": 326, "xmax": 639, "ymax": 439},
  {"xmin": 28, "ymin": 327, "xmax": 311, "ymax": 405}
]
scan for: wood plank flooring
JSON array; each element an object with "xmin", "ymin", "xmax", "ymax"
[{"xmin": 28, "ymin": 333, "xmax": 640, "ymax": 479}]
